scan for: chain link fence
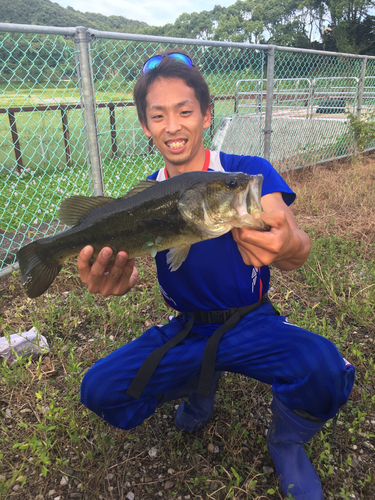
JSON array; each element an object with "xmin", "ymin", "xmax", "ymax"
[{"xmin": 1, "ymin": 24, "xmax": 375, "ymax": 277}]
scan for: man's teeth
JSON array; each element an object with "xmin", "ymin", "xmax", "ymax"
[{"xmin": 167, "ymin": 140, "xmax": 186, "ymax": 149}]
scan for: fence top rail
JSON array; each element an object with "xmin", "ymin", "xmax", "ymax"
[
  {"xmin": 274, "ymin": 45, "xmax": 375, "ymax": 60},
  {"xmin": 86, "ymin": 29, "xmax": 270, "ymax": 50},
  {"xmin": 0, "ymin": 22, "xmax": 77, "ymax": 35},
  {"xmin": 1, "ymin": 23, "xmax": 375, "ymax": 61},
  {"xmin": 86, "ymin": 29, "xmax": 375, "ymax": 61}
]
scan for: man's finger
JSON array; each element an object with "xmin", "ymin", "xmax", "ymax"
[
  {"xmin": 77, "ymin": 245, "xmax": 94, "ymax": 282},
  {"xmin": 107, "ymin": 251, "xmax": 129, "ymax": 282},
  {"xmin": 234, "ymin": 224, "xmax": 275, "ymax": 248},
  {"xmin": 89, "ymin": 247, "xmax": 113, "ymax": 276},
  {"xmin": 77, "ymin": 245, "xmax": 94, "ymax": 266}
]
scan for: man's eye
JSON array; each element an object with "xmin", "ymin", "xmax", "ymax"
[{"xmin": 181, "ymin": 110, "xmax": 192, "ymax": 115}]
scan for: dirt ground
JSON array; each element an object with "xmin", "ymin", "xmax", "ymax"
[{"xmin": 0, "ymin": 156, "xmax": 374, "ymax": 499}]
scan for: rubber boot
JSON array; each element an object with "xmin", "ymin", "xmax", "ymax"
[
  {"xmin": 168, "ymin": 371, "xmax": 221, "ymax": 432},
  {"xmin": 266, "ymin": 396, "xmax": 325, "ymax": 500}
]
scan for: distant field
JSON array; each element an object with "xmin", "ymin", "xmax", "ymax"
[
  {"xmin": 0, "ymin": 71, "xmax": 259, "ymax": 107},
  {"xmin": 0, "ymin": 154, "xmax": 165, "ymax": 231},
  {"xmin": 0, "ymin": 81, "xmax": 238, "ymax": 174},
  {"xmin": 0, "ymin": 101, "xmax": 145, "ymax": 171},
  {"xmin": 0, "ymin": 72, "xmax": 311, "ymax": 176}
]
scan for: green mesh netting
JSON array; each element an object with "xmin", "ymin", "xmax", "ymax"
[{"xmin": 1, "ymin": 28, "xmax": 374, "ymax": 274}]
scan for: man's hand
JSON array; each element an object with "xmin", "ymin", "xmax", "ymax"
[
  {"xmin": 232, "ymin": 192, "xmax": 311, "ymax": 271},
  {"xmin": 77, "ymin": 246, "xmax": 139, "ymax": 297}
]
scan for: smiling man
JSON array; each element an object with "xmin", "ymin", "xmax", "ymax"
[
  {"xmin": 78, "ymin": 53, "xmax": 354, "ymax": 500},
  {"xmin": 140, "ymin": 77, "xmax": 210, "ymax": 174}
]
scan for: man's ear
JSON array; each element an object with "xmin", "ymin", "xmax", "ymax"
[
  {"xmin": 140, "ymin": 121, "xmax": 151, "ymax": 138},
  {"xmin": 203, "ymin": 106, "xmax": 211, "ymax": 130}
]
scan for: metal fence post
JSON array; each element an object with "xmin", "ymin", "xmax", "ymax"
[
  {"xmin": 3, "ymin": 23, "xmax": 375, "ymax": 279},
  {"xmin": 74, "ymin": 27, "xmax": 103, "ymax": 196},
  {"xmin": 263, "ymin": 46, "xmax": 275, "ymax": 162},
  {"xmin": 357, "ymin": 57, "xmax": 367, "ymax": 118}
]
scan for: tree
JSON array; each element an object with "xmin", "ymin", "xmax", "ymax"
[
  {"xmin": 299, "ymin": 0, "xmax": 375, "ymax": 52},
  {"xmin": 2, "ymin": 0, "xmax": 375, "ymax": 57},
  {"xmin": 0, "ymin": 0, "xmax": 148, "ymax": 32},
  {"xmin": 323, "ymin": 14, "xmax": 375, "ymax": 54}
]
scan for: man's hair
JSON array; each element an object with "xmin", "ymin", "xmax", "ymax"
[{"xmin": 133, "ymin": 55, "xmax": 211, "ymax": 126}]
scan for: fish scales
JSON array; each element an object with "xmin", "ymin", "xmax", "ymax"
[{"xmin": 17, "ymin": 171, "xmax": 269, "ymax": 298}]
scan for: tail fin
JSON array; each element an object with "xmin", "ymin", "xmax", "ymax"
[{"xmin": 17, "ymin": 242, "xmax": 62, "ymax": 298}]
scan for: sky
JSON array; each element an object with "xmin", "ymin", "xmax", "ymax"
[{"xmin": 54, "ymin": 0, "xmax": 236, "ymax": 27}]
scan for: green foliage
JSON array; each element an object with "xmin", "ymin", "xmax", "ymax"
[
  {"xmin": 322, "ymin": 11, "xmax": 375, "ymax": 54},
  {"xmin": 0, "ymin": 32, "xmax": 76, "ymax": 84},
  {"xmin": 347, "ymin": 110, "xmax": 375, "ymax": 152},
  {"xmin": 0, "ymin": 0, "xmax": 148, "ymax": 32},
  {"xmin": 2, "ymin": 0, "xmax": 375, "ymax": 55}
]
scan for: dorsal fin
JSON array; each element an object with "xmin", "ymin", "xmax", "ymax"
[
  {"xmin": 59, "ymin": 195, "xmax": 117, "ymax": 226},
  {"xmin": 123, "ymin": 179, "xmax": 158, "ymax": 199}
]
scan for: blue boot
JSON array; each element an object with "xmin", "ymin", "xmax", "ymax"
[
  {"xmin": 266, "ymin": 396, "xmax": 325, "ymax": 500},
  {"xmin": 173, "ymin": 372, "xmax": 221, "ymax": 432}
]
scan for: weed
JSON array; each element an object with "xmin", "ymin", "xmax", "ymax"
[{"xmin": 0, "ymin": 157, "xmax": 374, "ymax": 498}]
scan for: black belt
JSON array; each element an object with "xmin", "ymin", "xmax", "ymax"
[{"xmin": 126, "ymin": 294, "xmax": 269, "ymax": 399}]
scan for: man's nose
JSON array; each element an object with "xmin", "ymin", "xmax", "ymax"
[{"xmin": 166, "ymin": 114, "xmax": 182, "ymax": 134}]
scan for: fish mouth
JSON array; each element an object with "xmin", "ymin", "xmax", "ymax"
[
  {"xmin": 230, "ymin": 178, "xmax": 270, "ymax": 230},
  {"xmin": 246, "ymin": 176, "xmax": 263, "ymax": 214},
  {"xmin": 232, "ymin": 183, "xmax": 251, "ymax": 217},
  {"xmin": 230, "ymin": 176, "xmax": 263, "ymax": 216},
  {"xmin": 165, "ymin": 139, "xmax": 188, "ymax": 150}
]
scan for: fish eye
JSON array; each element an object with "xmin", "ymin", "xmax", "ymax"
[{"xmin": 227, "ymin": 179, "xmax": 238, "ymax": 189}]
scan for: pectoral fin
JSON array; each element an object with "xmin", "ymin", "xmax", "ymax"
[{"xmin": 166, "ymin": 244, "xmax": 191, "ymax": 271}]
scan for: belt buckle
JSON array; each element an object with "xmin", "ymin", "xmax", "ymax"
[{"xmin": 212, "ymin": 309, "xmax": 231, "ymax": 324}]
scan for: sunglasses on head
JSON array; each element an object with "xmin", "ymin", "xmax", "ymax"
[{"xmin": 142, "ymin": 52, "xmax": 194, "ymax": 74}]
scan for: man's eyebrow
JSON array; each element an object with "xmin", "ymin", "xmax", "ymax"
[{"xmin": 148, "ymin": 99, "xmax": 195, "ymax": 111}]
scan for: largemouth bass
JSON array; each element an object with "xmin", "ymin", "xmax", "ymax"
[{"xmin": 17, "ymin": 171, "xmax": 269, "ymax": 298}]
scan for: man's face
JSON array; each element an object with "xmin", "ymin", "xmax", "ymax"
[{"xmin": 141, "ymin": 77, "xmax": 211, "ymax": 175}]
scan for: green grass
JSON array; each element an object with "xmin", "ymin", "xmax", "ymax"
[
  {"xmin": 0, "ymin": 66, "xmax": 268, "ymax": 178},
  {"xmin": 0, "ymin": 152, "xmax": 165, "ymax": 271},
  {"xmin": 0, "ymin": 100, "xmax": 146, "ymax": 171},
  {"xmin": 0, "ymin": 80, "xmax": 134, "ymax": 106},
  {"xmin": 0, "ymin": 154, "xmax": 165, "ymax": 232},
  {"xmin": 0, "ymin": 88, "xmax": 227, "ymax": 238},
  {"xmin": 0, "ymin": 157, "xmax": 374, "ymax": 499},
  {"xmin": 0, "ymin": 82, "xmax": 235, "ymax": 186}
]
